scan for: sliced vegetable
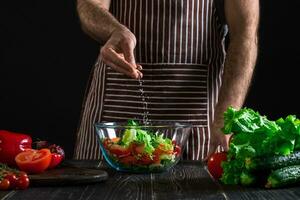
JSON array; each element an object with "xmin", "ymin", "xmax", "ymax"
[
  {"xmin": 15, "ymin": 149, "xmax": 52, "ymax": 174},
  {"xmin": 109, "ymin": 144, "xmax": 131, "ymax": 157}
]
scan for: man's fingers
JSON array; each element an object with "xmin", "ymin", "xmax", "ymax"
[
  {"xmin": 204, "ymin": 144, "xmax": 218, "ymax": 161},
  {"xmin": 137, "ymin": 64, "xmax": 143, "ymax": 70},
  {"xmin": 103, "ymin": 58, "xmax": 140, "ymax": 79},
  {"xmin": 123, "ymin": 48, "xmax": 136, "ymax": 66},
  {"xmin": 101, "ymin": 46, "xmax": 140, "ymax": 79},
  {"xmin": 121, "ymin": 37, "xmax": 137, "ymax": 65}
]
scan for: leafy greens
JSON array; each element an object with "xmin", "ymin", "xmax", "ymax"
[{"xmin": 221, "ymin": 107, "xmax": 300, "ymax": 185}]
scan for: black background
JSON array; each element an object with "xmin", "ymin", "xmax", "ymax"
[{"xmin": 0, "ymin": 1, "xmax": 299, "ymax": 159}]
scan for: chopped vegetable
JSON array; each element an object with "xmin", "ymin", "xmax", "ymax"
[{"xmin": 101, "ymin": 120, "xmax": 181, "ymax": 171}]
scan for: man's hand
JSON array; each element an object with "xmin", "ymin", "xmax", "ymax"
[
  {"xmin": 76, "ymin": 0, "xmax": 142, "ymax": 79},
  {"xmin": 205, "ymin": 120, "xmax": 231, "ymax": 161},
  {"xmin": 100, "ymin": 26, "xmax": 142, "ymax": 79}
]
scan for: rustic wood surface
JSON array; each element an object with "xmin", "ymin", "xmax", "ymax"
[{"xmin": 1, "ymin": 160, "xmax": 300, "ymax": 200}]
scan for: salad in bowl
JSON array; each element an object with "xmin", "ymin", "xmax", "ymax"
[{"xmin": 95, "ymin": 120, "xmax": 191, "ymax": 173}]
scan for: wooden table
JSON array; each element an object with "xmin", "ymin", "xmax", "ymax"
[{"xmin": 1, "ymin": 160, "xmax": 300, "ymax": 200}]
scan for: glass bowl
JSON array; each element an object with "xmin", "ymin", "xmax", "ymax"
[{"xmin": 95, "ymin": 121, "xmax": 192, "ymax": 173}]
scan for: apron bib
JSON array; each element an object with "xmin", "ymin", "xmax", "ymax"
[{"xmin": 74, "ymin": 0, "xmax": 227, "ymax": 160}]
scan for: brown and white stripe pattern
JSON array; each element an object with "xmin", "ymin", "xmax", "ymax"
[{"xmin": 74, "ymin": 0, "xmax": 227, "ymax": 160}]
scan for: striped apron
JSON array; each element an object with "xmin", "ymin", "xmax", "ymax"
[{"xmin": 74, "ymin": 0, "xmax": 227, "ymax": 160}]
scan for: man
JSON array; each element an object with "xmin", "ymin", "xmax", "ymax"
[{"xmin": 74, "ymin": 0, "xmax": 259, "ymax": 160}]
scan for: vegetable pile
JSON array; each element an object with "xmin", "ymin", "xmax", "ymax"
[
  {"xmin": 219, "ymin": 106, "xmax": 300, "ymax": 188},
  {"xmin": 0, "ymin": 163, "xmax": 29, "ymax": 190},
  {"xmin": 0, "ymin": 130, "xmax": 65, "ymax": 190},
  {"xmin": 102, "ymin": 120, "xmax": 181, "ymax": 171}
]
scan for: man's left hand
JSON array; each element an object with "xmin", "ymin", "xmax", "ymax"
[{"xmin": 204, "ymin": 122, "xmax": 231, "ymax": 161}]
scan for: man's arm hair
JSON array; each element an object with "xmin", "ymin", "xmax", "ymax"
[
  {"xmin": 213, "ymin": 0, "xmax": 259, "ymax": 124},
  {"xmin": 77, "ymin": 0, "xmax": 123, "ymax": 44}
]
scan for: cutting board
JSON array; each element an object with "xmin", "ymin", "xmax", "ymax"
[{"xmin": 29, "ymin": 166, "xmax": 108, "ymax": 186}]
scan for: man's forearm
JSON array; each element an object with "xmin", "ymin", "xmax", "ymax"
[
  {"xmin": 77, "ymin": 0, "xmax": 123, "ymax": 43},
  {"xmin": 213, "ymin": 34, "xmax": 258, "ymax": 125}
]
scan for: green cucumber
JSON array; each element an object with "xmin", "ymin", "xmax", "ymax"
[
  {"xmin": 245, "ymin": 151, "xmax": 300, "ymax": 171},
  {"xmin": 266, "ymin": 165, "xmax": 300, "ymax": 188}
]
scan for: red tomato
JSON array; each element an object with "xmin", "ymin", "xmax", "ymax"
[
  {"xmin": 0, "ymin": 179, "xmax": 10, "ymax": 190},
  {"xmin": 4, "ymin": 174, "xmax": 17, "ymax": 189},
  {"xmin": 15, "ymin": 148, "xmax": 52, "ymax": 174},
  {"xmin": 108, "ymin": 144, "xmax": 131, "ymax": 158},
  {"xmin": 119, "ymin": 155, "xmax": 137, "ymax": 165},
  {"xmin": 138, "ymin": 154, "xmax": 153, "ymax": 165},
  {"xmin": 102, "ymin": 138, "xmax": 113, "ymax": 149},
  {"xmin": 18, "ymin": 171, "xmax": 28, "ymax": 178},
  {"xmin": 111, "ymin": 137, "xmax": 120, "ymax": 143},
  {"xmin": 153, "ymin": 145, "xmax": 173, "ymax": 158},
  {"xmin": 48, "ymin": 153, "xmax": 63, "ymax": 169},
  {"xmin": 16, "ymin": 176, "xmax": 30, "ymax": 190},
  {"xmin": 207, "ymin": 152, "xmax": 227, "ymax": 180},
  {"xmin": 174, "ymin": 145, "xmax": 181, "ymax": 155},
  {"xmin": 130, "ymin": 142, "xmax": 146, "ymax": 155}
]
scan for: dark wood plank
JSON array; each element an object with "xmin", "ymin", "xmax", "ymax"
[
  {"xmin": 222, "ymin": 184, "xmax": 300, "ymax": 200},
  {"xmin": 4, "ymin": 160, "xmax": 300, "ymax": 200},
  {"xmin": 152, "ymin": 161, "xmax": 226, "ymax": 199},
  {"xmin": 0, "ymin": 191, "xmax": 16, "ymax": 200}
]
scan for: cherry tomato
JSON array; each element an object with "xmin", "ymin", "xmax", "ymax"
[
  {"xmin": 111, "ymin": 137, "xmax": 120, "ymax": 143},
  {"xmin": 102, "ymin": 138, "xmax": 113, "ymax": 149},
  {"xmin": 119, "ymin": 155, "xmax": 137, "ymax": 165},
  {"xmin": 18, "ymin": 171, "xmax": 28, "ymax": 178},
  {"xmin": 130, "ymin": 142, "xmax": 145, "ymax": 155},
  {"xmin": 4, "ymin": 173, "xmax": 17, "ymax": 189},
  {"xmin": 108, "ymin": 144, "xmax": 131, "ymax": 158},
  {"xmin": 0, "ymin": 179, "xmax": 10, "ymax": 190},
  {"xmin": 48, "ymin": 153, "xmax": 63, "ymax": 169},
  {"xmin": 138, "ymin": 154, "xmax": 153, "ymax": 165},
  {"xmin": 16, "ymin": 176, "xmax": 30, "ymax": 190},
  {"xmin": 15, "ymin": 148, "xmax": 52, "ymax": 174},
  {"xmin": 207, "ymin": 152, "xmax": 228, "ymax": 180},
  {"xmin": 174, "ymin": 145, "xmax": 181, "ymax": 156},
  {"xmin": 153, "ymin": 145, "xmax": 173, "ymax": 157}
]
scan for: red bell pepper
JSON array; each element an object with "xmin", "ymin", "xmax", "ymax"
[{"xmin": 0, "ymin": 130, "xmax": 32, "ymax": 166}]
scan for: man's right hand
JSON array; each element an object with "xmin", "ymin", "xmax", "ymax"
[{"xmin": 100, "ymin": 26, "xmax": 142, "ymax": 79}]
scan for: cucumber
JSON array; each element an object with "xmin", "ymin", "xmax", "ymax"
[
  {"xmin": 245, "ymin": 151, "xmax": 300, "ymax": 171},
  {"xmin": 266, "ymin": 165, "xmax": 300, "ymax": 188}
]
